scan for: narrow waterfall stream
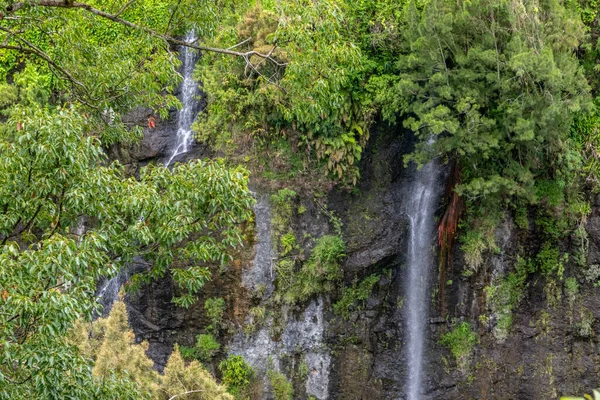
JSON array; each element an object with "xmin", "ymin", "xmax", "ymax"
[
  {"xmin": 97, "ymin": 32, "xmax": 199, "ymax": 311},
  {"xmin": 165, "ymin": 31, "xmax": 200, "ymax": 167},
  {"xmin": 404, "ymin": 157, "xmax": 442, "ymax": 400},
  {"xmin": 230, "ymin": 194, "xmax": 331, "ymax": 399}
]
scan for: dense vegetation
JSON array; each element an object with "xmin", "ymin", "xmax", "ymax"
[{"xmin": 0, "ymin": 0, "xmax": 599, "ymax": 397}]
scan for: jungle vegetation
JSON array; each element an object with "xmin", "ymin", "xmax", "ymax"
[{"xmin": 0, "ymin": 0, "xmax": 599, "ymax": 397}]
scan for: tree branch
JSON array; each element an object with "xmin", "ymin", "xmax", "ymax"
[
  {"xmin": 5, "ymin": 1, "xmax": 281, "ymax": 61},
  {"xmin": 4, "ymin": 1, "xmax": 286, "ymax": 90}
]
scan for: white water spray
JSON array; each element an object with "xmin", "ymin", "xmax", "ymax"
[
  {"xmin": 165, "ymin": 31, "xmax": 200, "ymax": 167},
  {"xmin": 404, "ymin": 154, "xmax": 441, "ymax": 400}
]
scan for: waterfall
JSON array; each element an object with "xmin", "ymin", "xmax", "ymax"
[
  {"xmin": 165, "ymin": 31, "xmax": 200, "ymax": 167},
  {"xmin": 96, "ymin": 31, "xmax": 200, "ymax": 314},
  {"xmin": 404, "ymin": 155, "xmax": 442, "ymax": 400},
  {"xmin": 242, "ymin": 194, "xmax": 275, "ymax": 297},
  {"xmin": 96, "ymin": 270, "xmax": 127, "ymax": 316},
  {"xmin": 229, "ymin": 193, "xmax": 331, "ymax": 399}
]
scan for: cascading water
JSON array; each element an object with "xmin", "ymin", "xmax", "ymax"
[
  {"xmin": 404, "ymin": 153, "xmax": 442, "ymax": 400},
  {"xmin": 229, "ymin": 193, "xmax": 331, "ymax": 399},
  {"xmin": 165, "ymin": 31, "xmax": 200, "ymax": 167}
]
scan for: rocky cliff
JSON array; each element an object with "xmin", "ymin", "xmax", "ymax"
[{"xmin": 114, "ymin": 113, "xmax": 600, "ymax": 400}]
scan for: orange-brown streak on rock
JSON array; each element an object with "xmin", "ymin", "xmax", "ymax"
[{"xmin": 438, "ymin": 161, "xmax": 464, "ymax": 316}]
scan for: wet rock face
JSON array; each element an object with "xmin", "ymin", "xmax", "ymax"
[{"xmin": 118, "ymin": 111, "xmax": 600, "ymax": 399}]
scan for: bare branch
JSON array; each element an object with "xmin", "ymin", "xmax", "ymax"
[{"xmin": 227, "ymin": 37, "xmax": 251, "ymax": 50}]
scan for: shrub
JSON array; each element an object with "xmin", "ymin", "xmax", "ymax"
[
  {"xmin": 179, "ymin": 345, "xmax": 199, "ymax": 362},
  {"xmin": 284, "ymin": 235, "xmax": 346, "ymax": 304},
  {"xmin": 334, "ymin": 273, "xmax": 380, "ymax": 320},
  {"xmin": 219, "ymin": 355, "xmax": 255, "ymax": 398},
  {"xmin": 196, "ymin": 334, "xmax": 221, "ymax": 361},
  {"xmin": 268, "ymin": 370, "xmax": 294, "ymax": 400},
  {"xmin": 205, "ymin": 297, "xmax": 226, "ymax": 334}
]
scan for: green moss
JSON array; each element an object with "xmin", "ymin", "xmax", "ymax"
[
  {"xmin": 439, "ymin": 322, "xmax": 478, "ymax": 373},
  {"xmin": 334, "ymin": 273, "xmax": 380, "ymax": 320}
]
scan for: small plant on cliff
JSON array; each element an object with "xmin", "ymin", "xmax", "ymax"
[
  {"xmin": 205, "ymin": 297, "xmax": 226, "ymax": 335},
  {"xmin": 485, "ymin": 256, "xmax": 529, "ymax": 340},
  {"xmin": 439, "ymin": 321, "xmax": 478, "ymax": 374},
  {"xmin": 195, "ymin": 334, "xmax": 221, "ymax": 361},
  {"xmin": 267, "ymin": 370, "xmax": 294, "ymax": 400},
  {"xmin": 334, "ymin": 273, "xmax": 381, "ymax": 320},
  {"xmin": 219, "ymin": 355, "xmax": 255, "ymax": 399},
  {"xmin": 284, "ymin": 234, "xmax": 346, "ymax": 304}
]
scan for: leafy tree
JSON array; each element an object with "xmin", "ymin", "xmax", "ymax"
[
  {"xmin": 195, "ymin": 1, "xmax": 373, "ymax": 185},
  {"xmin": 0, "ymin": 1, "xmax": 256, "ymax": 396},
  {"xmin": 71, "ymin": 298, "xmax": 233, "ymax": 400},
  {"xmin": 0, "ymin": 93, "xmax": 253, "ymax": 398},
  {"xmin": 373, "ymin": 0, "xmax": 590, "ymax": 201}
]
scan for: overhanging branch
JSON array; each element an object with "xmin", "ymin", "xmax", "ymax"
[{"xmin": 4, "ymin": 1, "xmax": 285, "ymax": 68}]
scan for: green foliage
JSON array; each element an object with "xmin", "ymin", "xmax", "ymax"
[
  {"xmin": 281, "ymin": 235, "xmax": 346, "ymax": 304},
  {"xmin": 271, "ymin": 188, "xmax": 298, "ymax": 238},
  {"xmin": 178, "ymin": 345, "xmax": 200, "ymax": 362},
  {"xmin": 267, "ymin": 370, "xmax": 294, "ymax": 400},
  {"xmin": 205, "ymin": 297, "xmax": 226, "ymax": 334},
  {"xmin": 298, "ymin": 357, "xmax": 309, "ymax": 380},
  {"xmin": 377, "ymin": 0, "xmax": 590, "ymax": 201},
  {"xmin": 535, "ymin": 243, "xmax": 566, "ymax": 279},
  {"xmin": 334, "ymin": 273, "xmax": 381, "ymax": 320},
  {"xmin": 195, "ymin": 2, "xmax": 372, "ymax": 185},
  {"xmin": 180, "ymin": 333, "xmax": 221, "ymax": 362},
  {"xmin": 565, "ymin": 277, "xmax": 580, "ymax": 311},
  {"xmin": 71, "ymin": 299, "xmax": 232, "ymax": 400},
  {"xmin": 195, "ymin": 334, "xmax": 221, "ymax": 361},
  {"xmin": 485, "ymin": 256, "xmax": 529, "ymax": 340},
  {"xmin": 576, "ymin": 308, "xmax": 596, "ymax": 338},
  {"xmin": 459, "ymin": 201, "xmax": 502, "ymax": 271},
  {"xmin": 0, "ymin": 105, "xmax": 251, "ymax": 396},
  {"xmin": 0, "ymin": 4, "xmax": 255, "ymax": 393},
  {"xmin": 439, "ymin": 322, "xmax": 478, "ymax": 373},
  {"xmin": 219, "ymin": 355, "xmax": 255, "ymax": 399}
]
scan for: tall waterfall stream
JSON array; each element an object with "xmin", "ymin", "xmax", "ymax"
[
  {"xmin": 404, "ymin": 157, "xmax": 442, "ymax": 400},
  {"xmin": 97, "ymin": 32, "xmax": 200, "ymax": 312},
  {"xmin": 165, "ymin": 30, "xmax": 199, "ymax": 167}
]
